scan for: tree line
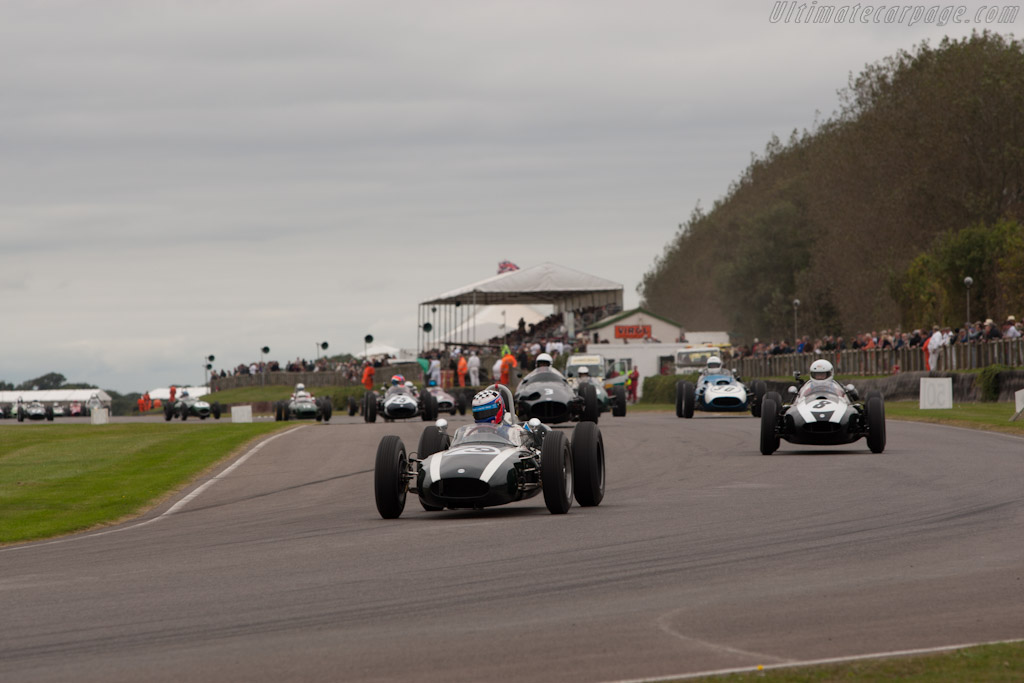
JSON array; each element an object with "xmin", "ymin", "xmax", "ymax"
[{"xmin": 640, "ymin": 31, "xmax": 1024, "ymax": 342}]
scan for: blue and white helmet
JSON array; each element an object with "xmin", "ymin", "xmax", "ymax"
[{"xmin": 472, "ymin": 388, "xmax": 505, "ymax": 424}]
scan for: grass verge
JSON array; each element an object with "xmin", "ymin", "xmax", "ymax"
[
  {"xmin": 681, "ymin": 640, "xmax": 1024, "ymax": 681},
  {"xmin": 0, "ymin": 422, "xmax": 292, "ymax": 545}
]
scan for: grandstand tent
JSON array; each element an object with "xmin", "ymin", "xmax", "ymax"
[
  {"xmin": 0, "ymin": 389, "xmax": 113, "ymax": 408},
  {"xmin": 418, "ymin": 263, "xmax": 623, "ymax": 349}
]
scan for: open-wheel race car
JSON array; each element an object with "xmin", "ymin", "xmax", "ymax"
[
  {"xmin": 514, "ymin": 366, "xmax": 600, "ymax": 424},
  {"xmin": 275, "ymin": 391, "xmax": 332, "ymax": 422},
  {"xmin": 675, "ymin": 355, "xmax": 764, "ymax": 418},
  {"xmin": 426, "ymin": 385, "xmax": 467, "ymax": 416},
  {"xmin": 373, "ymin": 384, "xmax": 605, "ymax": 518},
  {"xmin": 564, "ymin": 354, "xmax": 627, "ymax": 418},
  {"xmin": 16, "ymin": 401, "xmax": 55, "ymax": 422},
  {"xmin": 758, "ymin": 361, "xmax": 885, "ymax": 455},
  {"xmin": 163, "ymin": 392, "xmax": 222, "ymax": 421},
  {"xmin": 362, "ymin": 381, "xmax": 438, "ymax": 423}
]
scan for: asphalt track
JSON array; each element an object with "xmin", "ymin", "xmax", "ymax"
[{"xmin": 2, "ymin": 411, "xmax": 1023, "ymax": 682}]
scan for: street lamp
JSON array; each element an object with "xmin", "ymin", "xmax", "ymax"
[
  {"xmin": 316, "ymin": 341, "xmax": 328, "ymax": 359},
  {"xmin": 364, "ymin": 334, "xmax": 373, "ymax": 361},
  {"xmin": 792, "ymin": 299, "xmax": 801, "ymax": 348},
  {"xmin": 260, "ymin": 346, "xmax": 270, "ymax": 385},
  {"xmin": 203, "ymin": 354, "xmax": 215, "ymax": 385},
  {"xmin": 964, "ymin": 276, "xmax": 973, "ymax": 324}
]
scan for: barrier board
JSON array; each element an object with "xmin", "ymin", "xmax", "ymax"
[
  {"xmin": 90, "ymin": 408, "xmax": 109, "ymax": 425},
  {"xmin": 919, "ymin": 377, "xmax": 953, "ymax": 410},
  {"xmin": 1012, "ymin": 388, "xmax": 1024, "ymax": 422},
  {"xmin": 231, "ymin": 405, "xmax": 253, "ymax": 423}
]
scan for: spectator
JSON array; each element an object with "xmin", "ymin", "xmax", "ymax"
[{"xmin": 468, "ymin": 351, "xmax": 480, "ymax": 386}]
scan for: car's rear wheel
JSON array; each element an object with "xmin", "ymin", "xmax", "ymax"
[
  {"xmin": 866, "ymin": 394, "xmax": 886, "ymax": 453},
  {"xmin": 212, "ymin": 402, "xmax": 222, "ymax": 420},
  {"xmin": 675, "ymin": 380, "xmax": 685, "ymax": 418},
  {"xmin": 612, "ymin": 386, "xmax": 627, "ymax": 417},
  {"xmin": 321, "ymin": 398, "xmax": 332, "ymax": 422},
  {"xmin": 180, "ymin": 405, "xmax": 188, "ymax": 421},
  {"xmin": 164, "ymin": 403, "xmax": 173, "ymax": 421},
  {"xmin": 283, "ymin": 404, "xmax": 291, "ymax": 421},
  {"xmin": 541, "ymin": 430, "xmax": 573, "ymax": 514},
  {"xmin": 571, "ymin": 421, "xmax": 605, "ymax": 507},
  {"xmin": 457, "ymin": 393, "xmax": 467, "ymax": 416},
  {"xmin": 348, "ymin": 396, "xmax": 359, "ymax": 416},
  {"xmin": 760, "ymin": 397, "xmax": 780, "ymax": 455},
  {"xmin": 579, "ymin": 382, "xmax": 599, "ymax": 423},
  {"xmin": 45, "ymin": 406, "xmax": 54, "ymax": 421},
  {"xmin": 750, "ymin": 380, "xmax": 767, "ymax": 417},
  {"xmin": 680, "ymin": 381, "xmax": 695, "ymax": 418},
  {"xmin": 374, "ymin": 435, "xmax": 408, "ymax": 519}
]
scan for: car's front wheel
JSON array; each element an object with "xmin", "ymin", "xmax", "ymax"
[
  {"xmin": 541, "ymin": 430, "xmax": 573, "ymax": 514},
  {"xmin": 760, "ymin": 396, "xmax": 780, "ymax": 455},
  {"xmin": 612, "ymin": 386, "xmax": 627, "ymax": 417},
  {"xmin": 374, "ymin": 435, "xmax": 408, "ymax": 519},
  {"xmin": 579, "ymin": 382, "xmax": 599, "ymax": 423},
  {"xmin": 750, "ymin": 380, "xmax": 767, "ymax": 417},
  {"xmin": 571, "ymin": 421, "xmax": 604, "ymax": 507},
  {"xmin": 866, "ymin": 393, "xmax": 886, "ymax": 454}
]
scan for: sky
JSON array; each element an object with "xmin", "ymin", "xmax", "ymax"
[{"xmin": 2, "ymin": 1, "xmax": 1019, "ymax": 393}]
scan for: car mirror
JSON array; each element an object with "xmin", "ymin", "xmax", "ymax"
[
  {"xmin": 435, "ymin": 418, "xmax": 448, "ymax": 432},
  {"xmin": 788, "ymin": 386, "xmax": 798, "ymax": 395}
]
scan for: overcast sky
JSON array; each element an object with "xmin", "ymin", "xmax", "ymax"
[{"xmin": 2, "ymin": 1, "xmax": 1018, "ymax": 393}]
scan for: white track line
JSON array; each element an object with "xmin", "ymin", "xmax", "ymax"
[
  {"xmin": 604, "ymin": 637, "xmax": 1024, "ymax": 683},
  {"xmin": 0, "ymin": 426, "xmax": 303, "ymax": 553}
]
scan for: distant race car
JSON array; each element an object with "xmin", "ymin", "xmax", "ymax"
[
  {"xmin": 564, "ymin": 354, "xmax": 627, "ymax": 417},
  {"xmin": 759, "ymin": 375, "xmax": 885, "ymax": 455},
  {"xmin": 426, "ymin": 385, "xmax": 467, "ymax": 416},
  {"xmin": 363, "ymin": 384, "xmax": 438, "ymax": 423},
  {"xmin": 514, "ymin": 367, "xmax": 600, "ymax": 424},
  {"xmin": 675, "ymin": 359, "xmax": 765, "ymax": 418},
  {"xmin": 15, "ymin": 401, "xmax": 55, "ymax": 422},
  {"xmin": 68, "ymin": 401, "xmax": 84, "ymax": 416},
  {"xmin": 275, "ymin": 393, "xmax": 332, "ymax": 422},
  {"xmin": 163, "ymin": 393, "xmax": 222, "ymax": 421},
  {"xmin": 51, "ymin": 403, "xmax": 66, "ymax": 418},
  {"xmin": 373, "ymin": 385, "xmax": 606, "ymax": 518}
]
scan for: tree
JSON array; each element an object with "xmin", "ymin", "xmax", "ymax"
[{"xmin": 15, "ymin": 372, "xmax": 67, "ymax": 391}]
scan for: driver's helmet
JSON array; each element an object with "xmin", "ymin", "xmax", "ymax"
[
  {"xmin": 706, "ymin": 356, "xmax": 723, "ymax": 372},
  {"xmin": 427, "ymin": 379, "xmax": 437, "ymax": 387},
  {"xmin": 390, "ymin": 374, "xmax": 405, "ymax": 386},
  {"xmin": 404, "ymin": 381, "xmax": 415, "ymax": 389},
  {"xmin": 578, "ymin": 366, "xmax": 590, "ymax": 378},
  {"xmin": 472, "ymin": 388, "xmax": 505, "ymax": 424},
  {"xmin": 295, "ymin": 383, "xmax": 305, "ymax": 392},
  {"xmin": 809, "ymin": 359, "xmax": 834, "ymax": 380},
  {"xmin": 535, "ymin": 352, "xmax": 553, "ymax": 368},
  {"xmin": 181, "ymin": 390, "xmax": 190, "ymax": 397}
]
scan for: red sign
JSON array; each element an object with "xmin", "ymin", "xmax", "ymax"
[{"xmin": 615, "ymin": 325, "xmax": 652, "ymax": 339}]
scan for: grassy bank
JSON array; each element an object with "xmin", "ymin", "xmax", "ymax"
[
  {"xmin": 682, "ymin": 640, "xmax": 1024, "ymax": 682},
  {"xmin": 0, "ymin": 422, "xmax": 292, "ymax": 544}
]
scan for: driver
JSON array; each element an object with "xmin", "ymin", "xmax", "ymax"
[
  {"xmin": 806, "ymin": 359, "xmax": 859, "ymax": 400},
  {"xmin": 470, "ymin": 387, "xmax": 547, "ymax": 446},
  {"xmin": 292, "ymin": 383, "xmax": 310, "ymax": 400},
  {"xmin": 385, "ymin": 374, "xmax": 407, "ymax": 397},
  {"xmin": 577, "ymin": 366, "xmax": 592, "ymax": 383},
  {"xmin": 701, "ymin": 356, "xmax": 727, "ymax": 376}
]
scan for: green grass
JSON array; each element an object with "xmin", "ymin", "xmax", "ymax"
[
  {"xmin": 205, "ymin": 385, "xmax": 368, "ymax": 406},
  {"xmin": 0, "ymin": 422, "xmax": 292, "ymax": 544},
  {"xmin": 885, "ymin": 400, "xmax": 1024, "ymax": 435},
  {"xmin": 682, "ymin": 641, "xmax": 1024, "ymax": 681}
]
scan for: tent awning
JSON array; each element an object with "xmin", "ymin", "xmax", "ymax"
[{"xmin": 421, "ymin": 262, "xmax": 623, "ymax": 309}]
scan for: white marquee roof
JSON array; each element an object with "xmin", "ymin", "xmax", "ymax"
[
  {"xmin": 0, "ymin": 389, "xmax": 113, "ymax": 404},
  {"xmin": 422, "ymin": 262, "xmax": 623, "ymax": 309}
]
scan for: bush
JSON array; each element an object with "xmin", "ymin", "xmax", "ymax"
[
  {"xmin": 976, "ymin": 364, "xmax": 1008, "ymax": 402},
  {"xmin": 640, "ymin": 373, "xmax": 697, "ymax": 404}
]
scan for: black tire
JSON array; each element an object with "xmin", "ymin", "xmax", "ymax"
[
  {"xmin": 675, "ymin": 380, "xmax": 685, "ymax": 418},
  {"xmin": 571, "ymin": 421, "xmax": 605, "ymax": 507},
  {"xmin": 164, "ymin": 403, "xmax": 173, "ymax": 421},
  {"xmin": 457, "ymin": 393, "xmax": 467, "ymax": 416},
  {"xmin": 274, "ymin": 402, "xmax": 283, "ymax": 422},
  {"xmin": 348, "ymin": 396, "xmax": 359, "ymax": 416},
  {"xmin": 579, "ymin": 382, "xmax": 599, "ymax": 423},
  {"xmin": 17, "ymin": 407, "xmax": 24, "ymax": 422},
  {"xmin": 212, "ymin": 402, "xmax": 222, "ymax": 420},
  {"xmin": 374, "ymin": 435, "xmax": 408, "ymax": 519},
  {"xmin": 612, "ymin": 386, "xmax": 627, "ymax": 417},
  {"xmin": 681, "ymin": 381, "xmax": 695, "ymax": 418},
  {"xmin": 417, "ymin": 425, "xmax": 450, "ymax": 459},
  {"xmin": 321, "ymin": 398, "xmax": 332, "ymax": 422},
  {"xmin": 866, "ymin": 395, "xmax": 886, "ymax": 453},
  {"xmin": 759, "ymin": 397, "xmax": 780, "ymax": 455},
  {"xmin": 541, "ymin": 430, "xmax": 573, "ymax": 514},
  {"xmin": 423, "ymin": 393, "xmax": 438, "ymax": 421},
  {"xmin": 45, "ymin": 406, "xmax": 54, "ymax": 421},
  {"xmin": 364, "ymin": 392, "xmax": 377, "ymax": 423},
  {"xmin": 750, "ymin": 380, "xmax": 767, "ymax": 417},
  {"xmin": 764, "ymin": 391, "xmax": 782, "ymax": 408},
  {"xmin": 180, "ymin": 404, "xmax": 188, "ymax": 421},
  {"xmin": 283, "ymin": 404, "xmax": 291, "ymax": 421}
]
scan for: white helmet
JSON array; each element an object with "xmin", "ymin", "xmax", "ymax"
[
  {"xmin": 536, "ymin": 353, "xmax": 553, "ymax": 368},
  {"xmin": 706, "ymin": 356, "xmax": 723, "ymax": 371},
  {"xmin": 809, "ymin": 359, "xmax": 834, "ymax": 380},
  {"xmin": 577, "ymin": 366, "xmax": 590, "ymax": 375},
  {"xmin": 405, "ymin": 381, "xmax": 414, "ymax": 388},
  {"xmin": 295, "ymin": 383, "xmax": 305, "ymax": 392}
]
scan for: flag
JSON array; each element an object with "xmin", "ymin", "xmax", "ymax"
[{"xmin": 497, "ymin": 260, "xmax": 519, "ymax": 274}]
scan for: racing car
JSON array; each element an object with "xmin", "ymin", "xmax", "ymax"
[
  {"xmin": 564, "ymin": 354, "xmax": 627, "ymax": 417},
  {"xmin": 426, "ymin": 385, "xmax": 467, "ymax": 416},
  {"xmin": 675, "ymin": 356, "xmax": 765, "ymax": 418},
  {"xmin": 275, "ymin": 390, "xmax": 333, "ymax": 422},
  {"xmin": 514, "ymin": 364, "xmax": 600, "ymax": 424},
  {"xmin": 758, "ymin": 360, "xmax": 885, "ymax": 455},
  {"xmin": 16, "ymin": 400, "xmax": 55, "ymax": 422},
  {"xmin": 373, "ymin": 384, "xmax": 605, "ymax": 518},
  {"xmin": 362, "ymin": 381, "xmax": 438, "ymax": 423},
  {"xmin": 163, "ymin": 391, "xmax": 222, "ymax": 421}
]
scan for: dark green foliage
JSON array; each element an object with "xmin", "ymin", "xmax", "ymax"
[
  {"xmin": 977, "ymin": 364, "xmax": 1008, "ymax": 402},
  {"xmin": 639, "ymin": 373, "xmax": 697, "ymax": 404},
  {"xmin": 15, "ymin": 372, "xmax": 67, "ymax": 390},
  {"xmin": 640, "ymin": 32, "xmax": 1024, "ymax": 340}
]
